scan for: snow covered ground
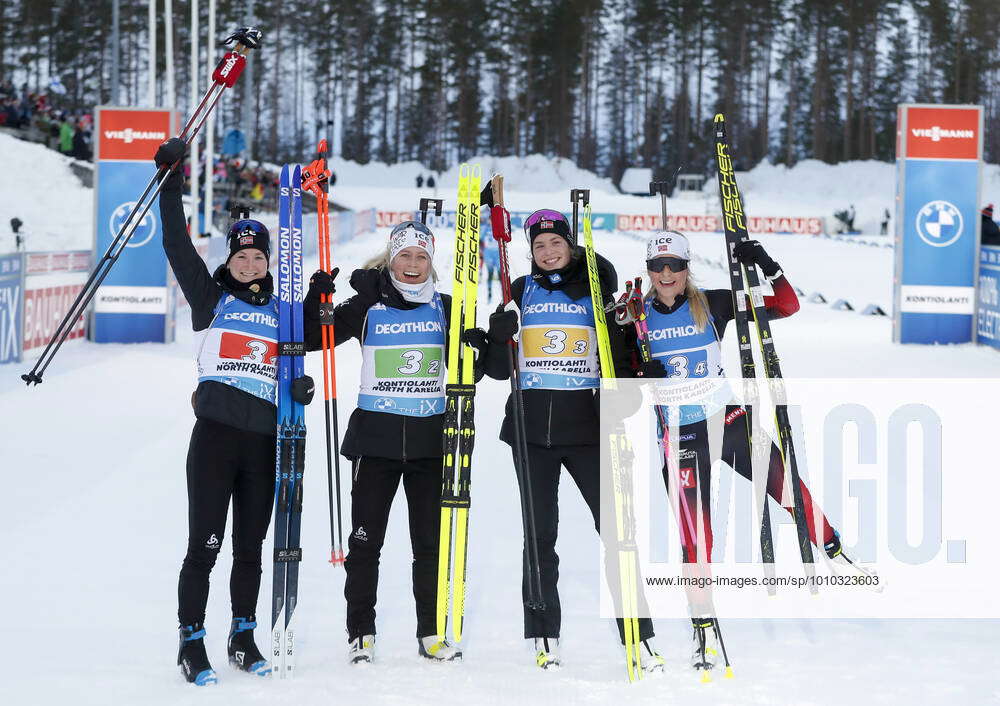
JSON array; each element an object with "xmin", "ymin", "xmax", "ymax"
[
  {"xmin": 2, "ymin": 135, "xmax": 999, "ymax": 704},
  {"xmin": 3, "ymin": 227, "xmax": 999, "ymax": 705}
]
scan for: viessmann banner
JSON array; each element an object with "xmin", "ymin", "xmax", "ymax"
[
  {"xmin": 893, "ymin": 104, "xmax": 983, "ymax": 344},
  {"xmin": 92, "ymin": 106, "xmax": 177, "ymax": 344}
]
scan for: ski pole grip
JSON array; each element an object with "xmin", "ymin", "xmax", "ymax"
[
  {"xmin": 419, "ymin": 198, "xmax": 443, "ymax": 217},
  {"xmin": 490, "ymin": 205, "xmax": 511, "ymax": 243},
  {"xmin": 212, "ymin": 52, "xmax": 247, "ymax": 87}
]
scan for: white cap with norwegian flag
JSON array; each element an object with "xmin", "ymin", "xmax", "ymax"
[{"xmin": 645, "ymin": 230, "xmax": 690, "ymax": 261}]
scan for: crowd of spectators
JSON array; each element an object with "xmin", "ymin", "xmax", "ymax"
[{"xmin": 1, "ymin": 79, "xmax": 92, "ymax": 160}]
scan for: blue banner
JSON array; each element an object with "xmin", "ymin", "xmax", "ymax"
[
  {"xmin": 91, "ymin": 160, "xmax": 171, "ymax": 343},
  {"xmin": 0, "ymin": 253, "xmax": 23, "ymax": 364},
  {"xmin": 894, "ymin": 104, "xmax": 982, "ymax": 344},
  {"xmin": 977, "ymin": 246, "xmax": 1000, "ymax": 350}
]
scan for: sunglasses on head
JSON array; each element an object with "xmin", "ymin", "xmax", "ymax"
[{"xmin": 646, "ymin": 257, "xmax": 688, "ymax": 273}]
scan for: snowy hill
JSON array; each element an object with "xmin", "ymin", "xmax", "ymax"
[{"xmin": 0, "ymin": 133, "xmax": 93, "ymax": 253}]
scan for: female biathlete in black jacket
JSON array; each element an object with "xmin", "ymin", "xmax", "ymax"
[
  {"xmin": 619, "ymin": 231, "xmax": 863, "ymax": 670},
  {"xmin": 155, "ymin": 138, "xmax": 328, "ymax": 685},
  {"xmin": 331, "ymin": 220, "xmax": 478, "ymax": 665},
  {"xmin": 467, "ymin": 209, "xmax": 664, "ymax": 672}
]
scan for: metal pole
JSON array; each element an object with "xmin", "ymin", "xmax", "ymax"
[
  {"xmin": 204, "ymin": 0, "xmax": 216, "ymax": 236},
  {"xmin": 111, "ymin": 0, "xmax": 120, "ymax": 104},
  {"xmin": 164, "ymin": 0, "xmax": 174, "ymax": 111},
  {"xmin": 147, "ymin": 0, "xmax": 157, "ymax": 107},
  {"xmin": 190, "ymin": 0, "xmax": 200, "ymax": 234},
  {"xmin": 243, "ymin": 0, "xmax": 255, "ymax": 159}
]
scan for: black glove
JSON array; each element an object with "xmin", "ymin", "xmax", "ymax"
[
  {"xmin": 733, "ymin": 240, "xmax": 780, "ymax": 278},
  {"xmin": 291, "ymin": 375, "xmax": 315, "ymax": 405},
  {"xmin": 154, "ymin": 137, "xmax": 185, "ymax": 168},
  {"xmin": 637, "ymin": 359, "xmax": 668, "ymax": 378},
  {"xmin": 462, "ymin": 327, "xmax": 490, "ymax": 356},
  {"xmin": 308, "ymin": 267, "xmax": 339, "ymax": 297},
  {"xmin": 487, "ymin": 305, "xmax": 518, "ymax": 343}
]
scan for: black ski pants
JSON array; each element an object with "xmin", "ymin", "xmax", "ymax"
[
  {"xmin": 343, "ymin": 456, "xmax": 441, "ymax": 641},
  {"xmin": 177, "ymin": 418, "xmax": 276, "ymax": 625},
  {"xmin": 517, "ymin": 443, "xmax": 654, "ymax": 643}
]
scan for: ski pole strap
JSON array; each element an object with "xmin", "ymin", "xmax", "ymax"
[
  {"xmin": 278, "ymin": 342, "xmax": 306, "ymax": 356},
  {"xmin": 274, "ymin": 547, "xmax": 302, "ymax": 563},
  {"xmin": 319, "ymin": 302, "xmax": 335, "ymax": 325}
]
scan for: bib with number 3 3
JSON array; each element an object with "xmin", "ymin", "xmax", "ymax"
[{"xmin": 517, "ymin": 279, "xmax": 599, "ymax": 390}]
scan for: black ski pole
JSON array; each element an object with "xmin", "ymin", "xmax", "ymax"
[
  {"xmin": 482, "ymin": 176, "xmax": 545, "ymax": 610},
  {"xmin": 22, "ymin": 27, "xmax": 262, "ymax": 386}
]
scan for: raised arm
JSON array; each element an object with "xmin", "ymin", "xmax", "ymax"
[{"xmin": 156, "ymin": 138, "xmax": 221, "ymax": 330}]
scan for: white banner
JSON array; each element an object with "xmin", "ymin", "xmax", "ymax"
[
  {"xmin": 94, "ymin": 286, "xmax": 168, "ymax": 314},
  {"xmin": 899, "ymin": 285, "xmax": 976, "ymax": 314}
]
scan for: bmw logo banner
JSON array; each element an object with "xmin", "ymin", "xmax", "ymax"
[
  {"xmin": 893, "ymin": 104, "xmax": 983, "ymax": 344},
  {"xmin": 92, "ymin": 107, "xmax": 178, "ymax": 344}
]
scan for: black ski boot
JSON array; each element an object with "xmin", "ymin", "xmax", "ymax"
[
  {"xmin": 178, "ymin": 622, "xmax": 218, "ymax": 686},
  {"xmin": 228, "ymin": 616, "xmax": 271, "ymax": 676}
]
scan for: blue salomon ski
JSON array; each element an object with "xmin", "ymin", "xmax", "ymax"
[{"xmin": 272, "ymin": 164, "xmax": 306, "ymax": 679}]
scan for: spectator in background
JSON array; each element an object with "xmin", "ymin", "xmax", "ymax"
[
  {"xmin": 58, "ymin": 112, "xmax": 73, "ymax": 154},
  {"xmin": 426, "ymin": 174, "xmax": 436, "ymax": 190},
  {"xmin": 416, "ymin": 174, "xmax": 424, "ymax": 188},
  {"xmin": 880, "ymin": 208, "xmax": 890, "ymax": 236},
  {"xmin": 71, "ymin": 119, "xmax": 91, "ymax": 160},
  {"xmin": 982, "ymin": 205, "xmax": 1000, "ymax": 246}
]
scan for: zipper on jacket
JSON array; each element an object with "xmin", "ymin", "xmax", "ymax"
[
  {"xmin": 402, "ymin": 416, "xmax": 407, "ymax": 462},
  {"xmin": 546, "ymin": 393, "xmax": 553, "ymax": 448}
]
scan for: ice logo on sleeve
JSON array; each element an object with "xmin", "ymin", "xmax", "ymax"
[
  {"xmin": 112, "ymin": 201, "xmax": 158, "ymax": 249},
  {"xmin": 916, "ymin": 200, "xmax": 963, "ymax": 248}
]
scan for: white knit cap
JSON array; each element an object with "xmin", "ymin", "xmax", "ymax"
[
  {"xmin": 389, "ymin": 221, "xmax": 435, "ymax": 264},
  {"xmin": 645, "ymin": 230, "xmax": 690, "ymax": 261}
]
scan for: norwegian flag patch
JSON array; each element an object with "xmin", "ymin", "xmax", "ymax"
[
  {"xmin": 239, "ymin": 235, "xmax": 255, "ymax": 246},
  {"xmin": 540, "ymin": 220, "xmax": 554, "ymax": 230}
]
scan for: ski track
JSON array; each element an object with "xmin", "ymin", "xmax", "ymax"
[{"xmin": 2, "ymin": 230, "xmax": 998, "ymax": 705}]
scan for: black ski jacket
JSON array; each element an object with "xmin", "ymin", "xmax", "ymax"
[
  {"xmin": 334, "ymin": 267, "xmax": 480, "ymax": 462},
  {"xmin": 160, "ymin": 173, "xmax": 321, "ymax": 436},
  {"xmin": 478, "ymin": 248, "xmax": 630, "ymax": 448}
]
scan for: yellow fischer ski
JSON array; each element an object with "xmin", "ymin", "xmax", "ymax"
[
  {"xmin": 573, "ymin": 190, "xmax": 643, "ymax": 681},
  {"xmin": 437, "ymin": 163, "xmax": 482, "ymax": 644}
]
